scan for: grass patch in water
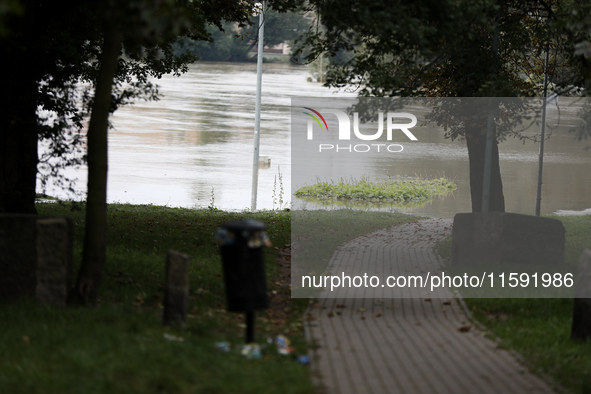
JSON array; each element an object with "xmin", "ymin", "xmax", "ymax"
[{"xmin": 295, "ymin": 176, "xmax": 456, "ymax": 203}]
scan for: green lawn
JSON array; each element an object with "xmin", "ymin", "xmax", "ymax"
[
  {"xmin": 0, "ymin": 203, "xmax": 312, "ymax": 394},
  {"xmin": 436, "ymin": 214, "xmax": 591, "ymax": 394},
  {"xmin": 7, "ymin": 203, "xmax": 588, "ymax": 393},
  {"xmin": 1, "ymin": 203, "xmax": 421, "ymax": 394}
]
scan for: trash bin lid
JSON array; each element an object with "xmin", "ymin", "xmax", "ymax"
[{"xmin": 221, "ymin": 219, "xmax": 266, "ymax": 232}]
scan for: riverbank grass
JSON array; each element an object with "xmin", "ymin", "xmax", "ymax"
[{"xmin": 435, "ymin": 215, "xmax": 591, "ymax": 394}]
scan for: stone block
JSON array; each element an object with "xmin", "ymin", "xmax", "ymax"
[
  {"xmin": 0, "ymin": 214, "xmax": 73, "ymax": 305},
  {"xmin": 163, "ymin": 250, "xmax": 190, "ymax": 326},
  {"xmin": 0, "ymin": 215, "xmax": 38, "ymax": 302},
  {"xmin": 572, "ymin": 250, "xmax": 591, "ymax": 341},
  {"xmin": 36, "ymin": 217, "xmax": 73, "ymax": 307},
  {"xmin": 451, "ymin": 212, "xmax": 565, "ymax": 266}
]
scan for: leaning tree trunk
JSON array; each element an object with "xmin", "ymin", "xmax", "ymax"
[
  {"xmin": 73, "ymin": 27, "xmax": 122, "ymax": 305},
  {"xmin": 465, "ymin": 124, "xmax": 505, "ymax": 213},
  {"xmin": 0, "ymin": 78, "xmax": 39, "ymax": 214}
]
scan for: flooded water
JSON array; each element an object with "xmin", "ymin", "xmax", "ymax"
[
  {"xmin": 291, "ymin": 97, "xmax": 591, "ymax": 218},
  {"xmin": 42, "ymin": 62, "xmax": 591, "ymax": 217},
  {"xmin": 44, "ymin": 62, "xmax": 351, "ymax": 210}
]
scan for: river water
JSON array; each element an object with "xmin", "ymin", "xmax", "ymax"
[{"xmin": 43, "ymin": 62, "xmax": 591, "ymax": 217}]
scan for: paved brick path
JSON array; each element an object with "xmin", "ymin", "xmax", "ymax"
[{"xmin": 304, "ymin": 218, "xmax": 558, "ymax": 394}]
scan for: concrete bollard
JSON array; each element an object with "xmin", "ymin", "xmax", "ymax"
[
  {"xmin": 0, "ymin": 214, "xmax": 72, "ymax": 305},
  {"xmin": 572, "ymin": 249, "xmax": 591, "ymax": 341},
  {"xmin": 452, "ymin": 212, "xmax": 565, "ymax": 266},
  {"xmin": 0, "ymin": 215, "xmax": 37, "ymax": 302},
  {"xmin": 36, "ymin": 217, "xmax": 73, "ymax": 307}
]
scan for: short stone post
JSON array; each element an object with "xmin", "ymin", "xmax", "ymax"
[
  {"xmin": 163, "ymin": 250, "xmax": 190, "ymax": 326},
  {"xmin": 0, "ymin": 214, "xmax": 72, "ymax": 305},
  {"xmin": 572, "ymin": 249, "xmax": 591, "ymax": 341},
  {"xmin": 36, "ymin": 217, "xmax": 73, "ymax": 307},
  {"xmin": 0, "ymin": 215, "xmax": 37, "ymax": 302}
]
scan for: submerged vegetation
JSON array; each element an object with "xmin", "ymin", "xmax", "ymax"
[{"xmin": 294, "ymin": 176, "xmax": 457, "ymax": 204}]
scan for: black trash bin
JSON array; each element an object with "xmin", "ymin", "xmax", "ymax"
[{"xmin": 216, "ymin": 220, "xmax": 270, "ymax": 313}]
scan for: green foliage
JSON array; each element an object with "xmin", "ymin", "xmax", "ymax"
[
  {"xmin": 191, "ymin": 22, "xmax": 252, "ymax": 62},
  {"xmin": 208, "ymin": 187, "xmax": 218, "ymax": 211},
  {"xmin": 190, "ymin": 8, "xmax": 310, "ymax": 62},
  {"xmin": 272, "ymin": 167, "xmax": 286, "ymax": 210},
  {"xmin": 0, "ymin": 0, "xmax": 261, "ymax": 205},
  {"xmin": 566, "ymin": 0, "xmax": 591, "ymax": 145},
  {"xmin": 296, "ymin": 0, "xmax": 584, "ymax": 98},
  {"xmin": 0, "ymin": 0, "xmax": 22, "ymax": 36},
  {"xmin": 294, "ymin": 1, "xmax": 589, "ymax": 145},
  {"xmin": 295, "ymin": 176, "xmax": 456, "ymax": 203}
]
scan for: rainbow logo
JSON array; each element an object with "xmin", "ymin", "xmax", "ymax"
[{"xmin": 302, "ymin": 107, "xmax": 328, "ymax": 131}]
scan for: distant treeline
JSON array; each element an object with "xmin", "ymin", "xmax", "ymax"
[{"xmin": 175, "ymin": 9, "xmax": 310, "ymax": 62}]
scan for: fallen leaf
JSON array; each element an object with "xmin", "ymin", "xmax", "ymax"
[
  {"xmin": 457, "ymin": 324, "xmax": 473, "ymax": 333},
  {"xmin": 376, "ymin": 312, "xmax": 383, "ymax": 318},
  {"xmin": 443, "ymin": 300, "xmax": 452, "ymax": 305},
  {"xmin": 327, "ymin": 312, "xmax": 334, "ymax": 318}
]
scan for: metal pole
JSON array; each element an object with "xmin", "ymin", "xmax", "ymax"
[
  {"xmin": 319, "ymin": 53, "xmax": 323, "ymax": 83},
  {"xmin": 481, "ymin": 103, "xmax": 496, "ymax": 212},
  {"xmin": 535, "ymin": 37, "xmax": 551, "ymax": 217},
  {"xmin": 251, "ymin": 1, "xmax": 265, "ymax": 211},
  {"xmin": 481, "ymin": 29, "xmax": 499, "ymax": 213}
]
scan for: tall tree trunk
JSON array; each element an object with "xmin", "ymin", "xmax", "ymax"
[
  {"xmin": 465, "ymin": 124, "xmax": 505, "ymax": 213},
  {"xmin": 0, "ymin": 79, "xmax": 38, "ymax": 214},
  {"xmin": 73, "ymin": 27, "xmax": 122, "ymax": 305}
]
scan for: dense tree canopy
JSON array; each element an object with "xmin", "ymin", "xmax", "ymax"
[
  {"xmin": 0, "ymin": 0, "xmax": 305, "ymax": 304},
  {"xmin": 190, "ymin": 8, "xmax": 310, "ymax": 62},
  {"xmin": 294, "ymin": 0, "xmax": 589, "ymax": 212},
  {"xmin": 0, "ymin": 0, "xmax": 305, "ymax": 214}
]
